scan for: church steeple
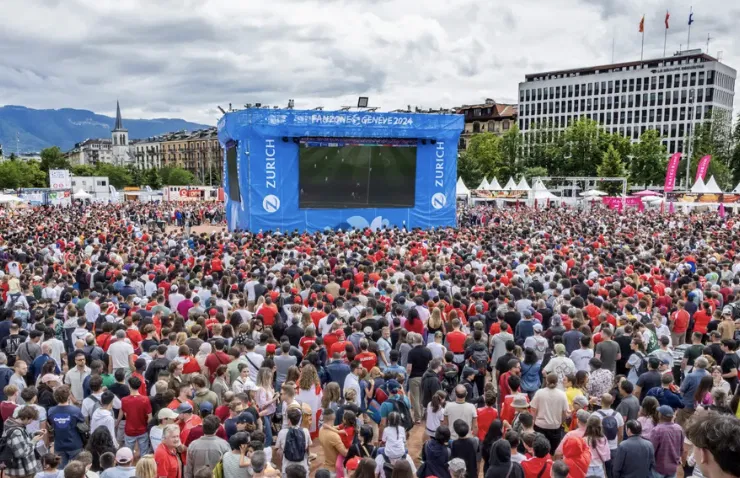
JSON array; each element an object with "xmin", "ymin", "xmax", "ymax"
[{"xmin": 113, "ymin": 100, "xmax": 126, "ymax": 131}]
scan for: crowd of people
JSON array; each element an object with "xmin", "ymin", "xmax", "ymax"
[{"xmin": 0, "ymin": 200, "xmax": 738, "ymax": 478}]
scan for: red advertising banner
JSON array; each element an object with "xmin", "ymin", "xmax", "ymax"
[
  {"xmin": 664, "ymin": 152, "xmax": 682, "ymax": 192},
  {"xmin": 695, "ymin": 155, "xmax": 712, "ymax": 182},
  {"xmin": 602, "ymin": 197, "xmax": 643, "ymax": 210}
]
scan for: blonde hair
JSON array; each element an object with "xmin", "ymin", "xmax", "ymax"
[
  {"xmin": 175, "ymin": 332, "xmax": 188, "ymax": 346},
  {"xmin": 135, "ymin": 455, "xmax": 157, "ymax": 478},
  {"xmin": 298, "ymin": 364, "xmax": 320, "ymax": 390},
  {"xmin": 321, "ymin": 382, "xmax": 341, "ymax": 409},
  {"xmin": 429, "ymin": 308, "xmax": 443, "ymax": 330},
  {"xmin": 256, "ymin": 367, "xmax": 273, "ymax": 389},
  {"xmin": 369, "ymin": 367, "xmax": 383, "ymax": 379}
]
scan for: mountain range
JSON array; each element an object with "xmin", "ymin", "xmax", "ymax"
[{"xmin": 0, "ymin": 105, "xmax": 210, "ymax": 153}]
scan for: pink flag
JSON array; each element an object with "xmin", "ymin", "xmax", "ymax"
[
  {"xmin": 669, "ymin": 202, "xmax": 675, "ymax": 214},
  {"xmin": 664, "ymin": 152, "xmax": 682, "ymax": 192},
  {"xmin": 695, "ymin": 155, "xmax": 712, "ymax": 182},
  {"xmin": 719, "ymin": 203, "xmax": 726, "ymax": 219}
]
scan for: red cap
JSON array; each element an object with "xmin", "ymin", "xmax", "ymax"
[
  {"xmin": 345, "ymin": 457, "xmax": 361, "ymax": 471},
  {"xmin": 209, "ymin": 308, "xmax": 217, "ymax": 316},
  {"xmin": 266, "ymin": 344, "xmax": 276, "ymax": 354},
  {"xmin": 294, "ymin": 297, "xmax": 302, "ymax": 304}
]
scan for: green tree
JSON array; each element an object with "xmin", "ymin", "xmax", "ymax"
[
  {"xmin": 165, "ymin": 167, "xmax": 196, "ymax": 186},
  {"xmin": 20, "ymin": 161, "xmax": 48, "ymax": 187},
  {"xmin": 631, "ymin": 129, "xmax": 668, "ymax": 186},
  {"xmin": 559, "ymin": 118, "xmax": 604, "ymax": 176},
  {"xmin": 678, "ymin": 118, "xmax": 733, "ymax": 190},
  {"xmin": 126, "ymin": 166, "xmax": 144, "ymax": 187},
  {"xmin": 730, "ymin": 114, "xmax": 740, "ymax": 184},
  {"xmin": 522, "ymin": 166, "xmax": 549, "ymax": 182},
  {"xmin": 0, "ymin": 161, "xmax": 47, "ymax": 189},
  {"xmin": 8, "ymin": 153, "xmax": 17, "ymax": 161},
  {"xmin": 466, "ymin": 133, "xmax": 513, "ymax": 181},
  {"xmin": 499, "ymin": 123, "xmax": 522, "ymax": 166},
  {"xmin": 71, "ymin": 165, "xmax": 96, "ymax": 177},
  {"xmin": 94, "ymin": 164, "xmax": 132, "ymax": 189},
  {"xmin": 457, "ymin": 151, "xmax": 481, "ymax": 187},
  {"xmin": 145, "ymin": 168, "xmax": 162, "ymax": 189},
  {"xmin": 0, "ymin": 162, "xmax": 23, "ymax": 189},
  {"xmin": 39, "ymin": 146, "xmax": 71, "ymax": 173},
  {"xmin": 597, "ymin": 144, "xmax": 626, "ymax": 194}
]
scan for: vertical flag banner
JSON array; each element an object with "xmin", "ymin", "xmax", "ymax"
[
  {"xmin": 639, "ymin": 15, "xmax": 645, "ymax": 32},
  {"xmin": 639, "ymin": 15, "xmax": 646, "ymax": 61},
  {"xmin": 664, "ymin": 152, "xmax": 682, "ymax": 192},
  {"xmin": 695, "ymin": 155, "xmax": 712, "ymax": 182},
  {"xmin": 663, "ymin": 10, "xmax": 670, "ymax": 56},
  {"xmin": 687, "ymin": 7, "xmax": 694, "ymax": 49}
]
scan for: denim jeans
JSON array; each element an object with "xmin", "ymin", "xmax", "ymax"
[
  {"xmin": 262, "ymin": 415, "xmax": 273, "ymax": 446},
  {"xmin": 58, "ymin": 449, "xmax": 82, "ymax": 468},
  {"xmin": 124, "ymin": 432, "xmax": 151, "ymax": 456}
]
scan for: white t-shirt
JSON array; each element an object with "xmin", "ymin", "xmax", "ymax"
[
  {"xmin": 108, "ymin": 340, "xmax": 134, "ymax": 369},
  {"xmin": 444, "ymin": 401, "xmax": 477, "ymax": 440},
  {"xmin": 570, "ymin": 348, "xmax": 595, "ymax": 372},
  {"xmin": 245, "ymin": 352, "xmax": 264, "ymax": 381},
  {"xmin": 425, "ymin": 403, "xmax": 445, "ymax": 435},
  {"xmin": 382, "ymin": 426, "xmax": 406, "ymax": 459},
  {"xmin": 530, "ymin": 387, "xmax": 569, "ymax": 429},
  {"xmin": 426, "ymin": 342, "xmax": 446, "ymax": 360}
]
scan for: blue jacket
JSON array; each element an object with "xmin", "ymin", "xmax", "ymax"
[
  {"xmin": 48, "ymin": 405, "xmax": 85, "ymax": 452},
  {"xmin": 645, "ymin": 387, "xmax": 685, "ymax": 410},
  {"xmin": 515, "ymin": 319, "xmax": 535, "ymax": 345},
  {"xmin": 612, "ymin": 435, "xmax": 655, "ymax": 478},
  {"xmin": 326, "ymin": 360, "xmax": 351, "ymax": 393},
  {"xmin": 680, "ymin": 369, "xmax": 709, "ymax": 409}
]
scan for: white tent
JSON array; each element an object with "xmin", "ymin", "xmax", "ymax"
[
  {"xmin": 704, "ymin": 176, "xmax": 722, "ymax": 194},
  {"xmin": 0, "ymin": 194, "xmax": 24, "ymax": 204},
  {"xmin": 580, "ymin": 189, "xmax": 607, "ymax": 197},
  {"xmin": 503, "ymin": 177, "xmax": 517, "ymax": 191},
  {"xmin": 516, "ymin": 178, "xmax": 531, "ymax": 191},
  {"xmin": 73, "ymin": 189, "xmax": 92, "ymax": 199},
  {"xmin": 690, "ymin": 177, "xmax": 707, "ymax": 193},
  {"xmin": 477, "ymin": 177, "xmax": 490, "ymax": 190},
  {"xmin": 530, "ymin": 180, "xmax": 557, "ymax": 200},
  {"xmin": 733, "ymin": 182, "xmax": 740, "ymax": 193},
  {"xmin": 487, "ymin": 178, "xmax": 503, "ymax": 191},
  {"xmin": 456, "ymin": 178, "xmax": 470, "ymax": 196}
]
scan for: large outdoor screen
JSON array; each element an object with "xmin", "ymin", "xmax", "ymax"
[{"xmin": 298, "ymin": 137, "xmax": 417, "ymax": 209}]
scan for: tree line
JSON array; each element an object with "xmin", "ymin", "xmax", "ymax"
[
  {"xmin": 458, "ymin": 114, "xmax": 740, "ymax": 194},
  {"xmin": 0, "ymin": 146, "xmax": 213, "ymax": 190}
]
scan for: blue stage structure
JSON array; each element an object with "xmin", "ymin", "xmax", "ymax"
[{"xmin": 217, "ymin": 108, "xmax": 463, "ymax": 232}]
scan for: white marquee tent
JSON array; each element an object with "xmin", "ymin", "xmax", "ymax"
[
  {"xmin": 456, "ymin": 178, "xmax": 471, "ymax": 197},
  {"xmin": 690, "ymin": 177, "xmax": 707, "ymax": 193},
  {"xmin": 704, "ymin": 176, "xmax": 722, "ymax": 194},
  {"xmin": 477, "ymin": 177, "xmax": 490, "ymax": 190},
  {"xmin": 516, "ymin": 178, "xmax": 531, "ymax": 191},
  {"xmin": 503, "ymin": 177, "xmax": 517, "ymax": 191},
  {"xmin": 487, "ymin": 178, "xmax": 503, "ymax": 191}
]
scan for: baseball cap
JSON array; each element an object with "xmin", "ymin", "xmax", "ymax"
[
  {"xmin": 199, "ymin": 401, "xmax": 214, "ymax": 413},
  {"xmin": 533, "ymin": 323, "xmax": 543, "ymax": 333},
  {"xmin": 266, "ymin": 344, "xmax": 276, "ymax": 354},
  {"xmin": 237, "ymin": 412, "xmax": 256, "ymax": 424},
  {"xmin": 171, "ymin": 284, "xmax": 179, "ymax": 291},
  {"xmin": 386, "ymin": 379, "xmax": 401, "ymax": 393},
  {"xmin": 176, "ymin": 403, "xmax": 194, "ymax": 414},
  {"xmin": 462, "ymin": 366, "xmax": 479, "ymax": 377},
  {"xmin": 158, "ymin": 408, "xmax": 179, "ymax": 420},
  {"xmin": 41, "ymin": 374, "xmax": 60, "ymax": 384},
  {"xmin": 115, "ymin": 447, "xmax": 134, "ymax": 464},
  {"xmin": 448, "ymin": 458, "xmax": 466, "ymax": 474},
  {"xmin": 363, "ymin": 326, "xmax": 373, "ymax": 336},
  {"xmin": 345, "ymin": 457, "xmax": 361, "ymax": 472},
  {"xmin": 657, "ymin": 405, "xmax": 674, "ymax": 418}
]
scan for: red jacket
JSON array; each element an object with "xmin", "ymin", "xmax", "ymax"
[
  {"xmin": 521, "ymin": 455, "xmax": 553, "ymax": 478},
  {"xmin": 562, "ymin": 436, "xmax": 590, "ymax": 478}
]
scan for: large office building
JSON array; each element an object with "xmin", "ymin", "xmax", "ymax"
[{"xmin": 518, "ymin": 50, "xmax": 736, "ymax": 154}]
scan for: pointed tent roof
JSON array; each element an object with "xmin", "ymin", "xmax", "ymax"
[
  {"xmin": 477, "ymin": 177, "xmax": 490, "ymax": 190},
  {"xmin": 456, "ymin": 177, "xmax": 470, "ymax": 196},
  {"xmin": 516, "ymin": 178, "xmax": 531, "ymax": 191},
  {"xmin": 704, "ymin": 175, "xmax": 722, "ymax": 194},
  {"xmin": 531, "ymin": 179, "xmax": 557, "ymax": 199},
  {"xmin": 503, "ymin": 177, "xmax": 517, "ymax": 191},
  {"xmin": 690, "ymin": 177, "xmax": 707, "ymax": 193},
  {"xmin": 113, "ymin": 100, "xmax": 126, "ymax": 131},
  {"xmin": 733, "ymin": 182, "xmax": 740, "ymax": 193},
  {"xmin": 487, "ymin": 178, "xmax": 502, "ymax": 190}
]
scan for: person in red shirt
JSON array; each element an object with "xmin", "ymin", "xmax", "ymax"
[
  {"xmin": 204, "ymin": 339, "xmax": 233, "ymax": 381},
  {"xmin": 255, "ymin": 297, "xmax": 278, "ymax": 327},
  {"xmin": 131, "ymin": 359, "xmax": 148, "ymax": 396},
  {"xmin": 446, "ymin": 318, "xmax": 467, "ymax": 358},
  {"xmin": 182, "ymin": 403, "xmax": 228, "ymax": 446},
  {"xmin": 355, "ymin": 340, "xmax": 377, "ymax": 372},
  {"xmin": 693, "ymin": 302, "xmax": 713, "ymax": 335},
  {"xmin": 476, "ymin": 391, "xmax": 499, "ymax": 441},
  {"xmin": 520, "ymin": 434, "xmax": 553, "ymax": 477},
  {"xmin": 299, "ymin": 328, "xmax": 317, "ymax": 356},
  {"xmin": 330, "ymin": 331, "xmax": 349, "ymax": 357},
  {"xmin": 120, "ymin": 375, "xmax": 153, "ymax": 454},
  {"xmin": 671, "ymin": 300, "xmax": 690, "ymax": 345},
  {"xmin": 0, "ymin": 385, "xmax": 18, "ymax": 421},
  {"xmin": 96, "ymin": 322, "xmax": 115, "ymax": 352},
  {"xmin": 155, "ymin": 423, "xmax": 183, "ymax": 478},
  {"xmin": 124, "ymin": 317, "xmax": 143, "ymax": 352}
]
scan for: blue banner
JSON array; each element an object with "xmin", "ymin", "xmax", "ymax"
[{"xmin": 218, "ymin": 109, "xmax": 463, "ymax": 232}]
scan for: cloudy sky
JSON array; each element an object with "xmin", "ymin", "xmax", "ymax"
[{"xmin": 1, "ymin": 0, "xmax": 737, "ymax": 125}]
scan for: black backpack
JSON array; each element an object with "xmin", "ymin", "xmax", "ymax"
[
  {"xmin": 389, "ymin": 397, "xmax": 414, "ymax": 432},
  {"xmin": 283, "ymin": 428, "xmax": 306, "ymax": 462},
  {"xmin": 634, "ymin": 352, "xmax": 648, "ymax": 377},
  {"xmin": 470, "ymin": 347, "xmax": 489, "ymax": 373},
  {"xmin": 441, "ymin": 366, "xmax": 459, "ymax": 394},
  {"xmin": 597, "ymin": 409, "xmax": 619, "ymax": 441}
]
